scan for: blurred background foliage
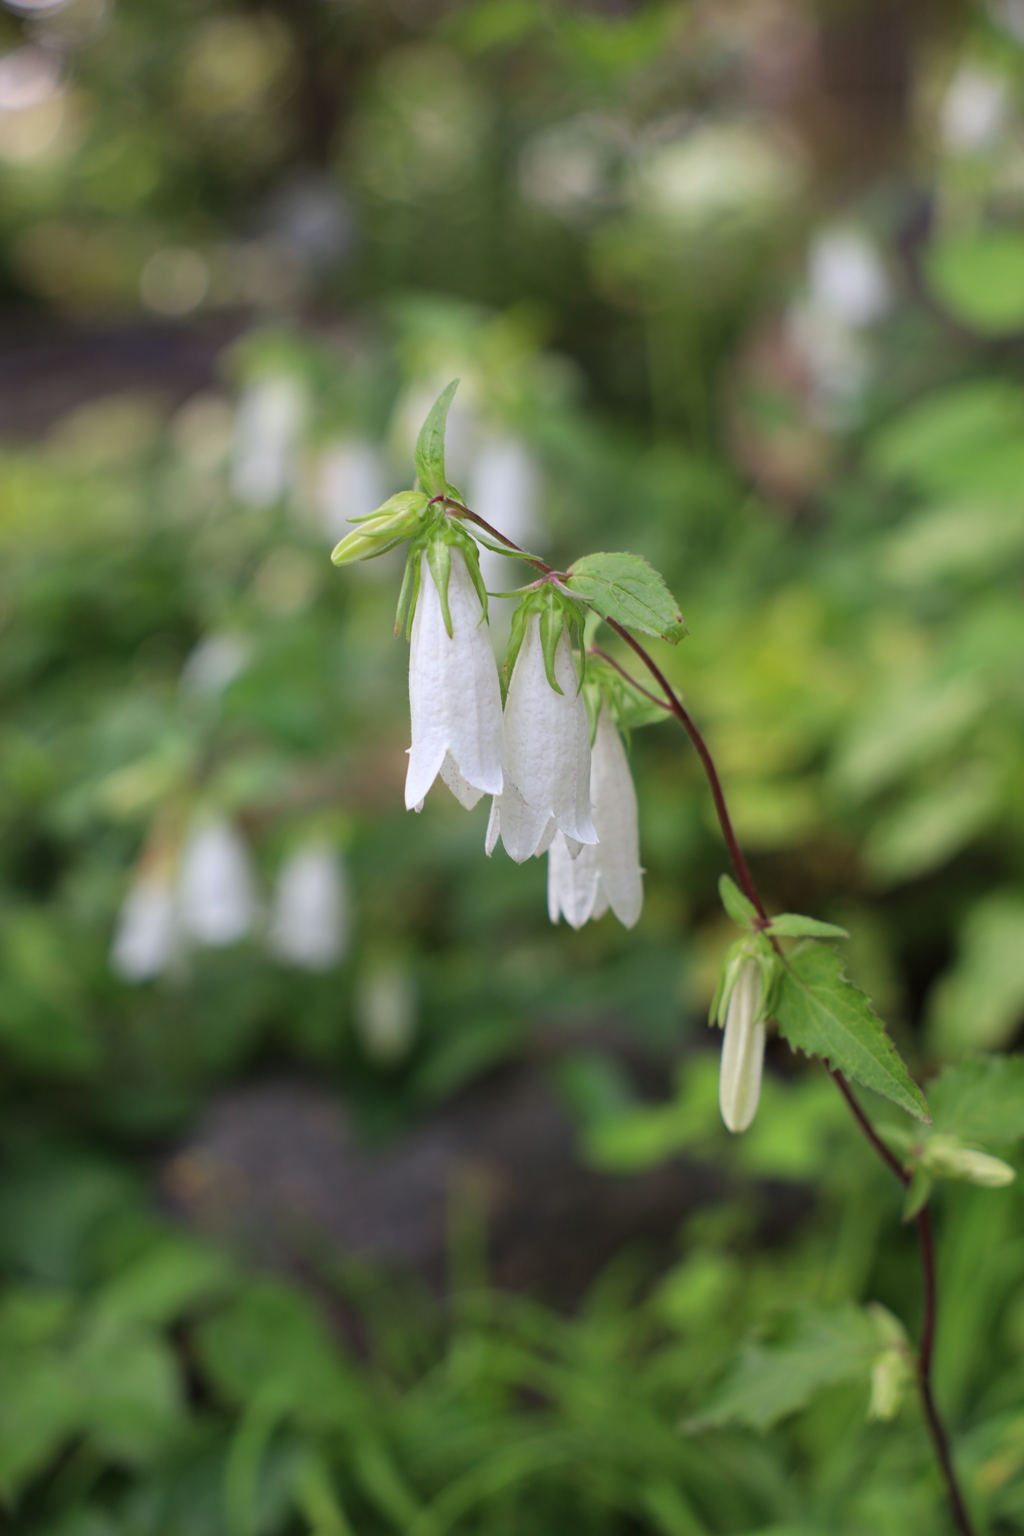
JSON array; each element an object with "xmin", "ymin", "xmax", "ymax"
[{"xmin": 0, "ymin": 0, "xmax": 1023, "ymax": 1530}]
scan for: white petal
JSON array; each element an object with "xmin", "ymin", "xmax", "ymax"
[
  {"xmin": 176, "ymin": 817, "xmax": 256, "ymax": 947},
  {"xmin": 484, "ymin": 777, "xmax": 552, "ymax": 863},
  {"xmin": 440, "ymin": 752, "xmax": 485, "ymax": 810},
  {"xmin": 268, "ymin": 844, "xmax": 350, "ymax": 972},
  {"xmin": 719, "ymin": 959, "xmax": 765, "ymax": 1133},
  {"xmin": 405, "ymin": 551, "xmax": 504, "ymax": 811},
  {"xmin": 491, "ymin": 615, "xmax": 596, "ymax": 859},
  {"xmin": 591, "ymin": 704, "xmax": 644, "ymax": 928},
  {"xmin": 110, "ymin": 874, "xmax": 176, "ymax": 981},
  {"xmin": 547, "ymin": 832, "xmax": 601, "ymax": 928}
]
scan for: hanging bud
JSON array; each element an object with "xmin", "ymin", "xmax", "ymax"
[
  {"xmin": 714, "ymin": 952, "xmax": 774, "ymax": 1134},
  {"xmin": 919, "ymin": 1135, "xmax": 1016, "ymax": 1188},
  {"xmin": 268, "ymin": 843, "xmax": 351, "ymax": 972}
]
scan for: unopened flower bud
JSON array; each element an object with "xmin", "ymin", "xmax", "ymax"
[
  {"xmin": 330, "ymin": 492, "xmax": 428, "ymax": 566},
  {"xmin": 718, "ymin": 956, "xmax": 766, "ymax": 1133},
  {"xmin": 920, "ymin": 1135, "xmax": 1016, "ymax": 1188}
]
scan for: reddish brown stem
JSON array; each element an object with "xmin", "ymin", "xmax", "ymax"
[{"xmin": 445, "ymin": 497, "xmax": 975, "ymax": 1534}]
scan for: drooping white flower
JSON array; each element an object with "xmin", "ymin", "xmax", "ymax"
[
  {"xmin": 548, "ymin": 702, "xmax": 643, "ymax": 928},
  {"xmin": 268, "ymin": 843, "xmax": 350, "ymax": 972},
  {"xmin": 405, "ymin": 548, "xmax": 504, "ymax": 812},
  {"xmin": 486, "ymin": 614, "xmax": 597, "ymax": 863},
  {"xmin": 230, "ymin": 375, "xmax": 306, "ymax": 508},
  {"xmin": 176, "ymin": 817, "xmax": 256, "ymax": 947},
  {"xmin": 110, "ymin": 870, "xmax": 177, "ymax": 982},
  {"xmin": 718, "ymin": 956, "xmax": 766, "ymax": 1133}
]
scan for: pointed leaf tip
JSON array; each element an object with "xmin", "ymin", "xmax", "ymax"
[{"xmin": 414, "ymin": 380, "xmax": 460, "ymax": 498}]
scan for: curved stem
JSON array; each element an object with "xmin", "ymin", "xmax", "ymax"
[{"xmin": 445, "ymin": 498, "xmax": 975, "ymax": 1534}]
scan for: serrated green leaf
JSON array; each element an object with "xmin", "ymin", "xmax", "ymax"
[
  {"xmin": 719, "ymin": 875, "xmax": 758, "ymax": 929},
  {"xmin": 769, "ymin": 914, "xmax": 850, "ymax": 940},
  {"xmin": 774, "ymin": 944, "xmax": 929, "ymax": 1122},
  {"xmin": 414, "ymin": 380, "xmax": 459, "ymax": 498},
  {"xmin": 565, "ymin": 552, "xmax": 686, "ymax": 642},
  {"xmin": 928, "ymin": 1056, "xmax": 1024, "ymax": 1144},
  {"xmin": 686, "ymin": 1305, "xmax": 878, "ymax": 1432}
]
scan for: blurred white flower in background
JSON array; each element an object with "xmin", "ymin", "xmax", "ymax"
[
  {"xmin": 179, "ymin": 632, "xmax": 252, "ymax": 699},
  {"xmin": 268, "ymin": 843, "xmax": 350, "ymax": 972},
  {"xmin": 354, "ymin": 957, "xmax": 417, "ymax": 1065},
  {"xmin": 941, "ymin": 62, "xmax": 1010, "ymax": 155},
  {"xmin": 787, "ymin": 224, "xmax": 891, "ymax": 430},
  {"xmin": 547, "ymin": 703, "xmax": 643, "ymax": 930},
  {"xmin": 317, "ymin": 439, "xmax": 388, "ymax": 544},
  {"xmin": 176, "ymin": 817, "xmax": 257, "ymax": 947},
  {"xmin": 518, "ymin": 112, "xmax": 626, "ymax": 220},
  {"xmin": 466, "ymin": 434, "xmax": 541, "ymax": 595},
  {"xmin": 631, "ymin": 123, "xmax": 801, "ymax": 232},
  {"xmin": 230, "ymin": 374, "xmax": 306, "ymax": 507},
  {"xmin": 110, "ymin": 868, "xmax": 177, "ymax": 982}
]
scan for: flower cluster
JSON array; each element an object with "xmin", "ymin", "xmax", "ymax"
[{"xmin": 401, "ymin": 544, "xmax": 645, "ymax": 929}]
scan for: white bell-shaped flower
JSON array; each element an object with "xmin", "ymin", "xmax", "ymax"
[
  {"xmin": 230, "ymin": 375, "xmax": 306, "ymax": 508},
  {"xmin": 405, "ymin": 549, "xmax": 504, "ymax": 812},
  {"xmin": 718, "ymin": 956, "xmax": 766, "ymax": 1133},
  {"xmin": 486, "ymin": 615, "xmax": 597, "ymax": 862},
  {"xmin": 268, "ymin": 843, "xmax": 350, "ymax": 972},
  {"xmin": 548, "ymin": 702, "xmax": 643, "ymax": 928},
  {"xmin": 176, "ymin": 817, "xmax": 256, "ymax": 947},
  {"xmin": 110, "ymin": 870, "xmax": 177, "ymax": 982}
]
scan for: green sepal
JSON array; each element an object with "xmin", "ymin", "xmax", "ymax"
[
  {"xmin": 768, "ymin": 913, "xmax": 850, "ymax": 940},
  {"xmin": 582, "ymin": 655, "xmax": 667, "ymax": 745},
  {"xmin": 902, "ymin": 1166, "xmax": 933, "ymax": 1222},
  {"xmin": 425, "ymin": 538, "xmax": 453, "ymax": 638},
  {"xmin": 719, "ymin": 875, "xmax": 759, "ymax": 930},
  {"xmin": 414, "ymin": 380, "xmax": 459, "ymax": 498},
  {"xmin": 709, "ymin": 934, "xmax": 781, "ymax": 1029},
  {"xmin": 394, "ymin": 548, "xmax": 421, "ymax": 639},
  {"xmin": 502, "ymin": 582, "xmax": 587, "ymax": 698}
]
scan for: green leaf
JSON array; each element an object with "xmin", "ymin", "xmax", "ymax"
[
  {"xmin": 773, "ymin": 944, "xmax": 929, "ymax": 1122},
  {"xmin": 928, "ymin": 1055, "xmax": 1024, "ymax": 1145},
  {"xmin": 768, "ymin": 914, "xmax": 849, "ymax": 940},
  {"xmin": 926, "ymin": 232, "xmax": 1024, "ymax": 336},
  {"xmin": 902, "ymin": 1166, "xmax": 933, "ymax": 1222},
  {"xmin": 719, "ymin": 875, "xmax": 758, "ymax": 929},
  {"xmin": 414, "ymin": 379, "xmax": 459, "ymax": 498},
  {"xmin": 928, "ymin": 893, "xmax": 1024, "ymax": 1054},
  {"xmin": 425, "ymin": 537, "xmax": 453, "ymax": 638},
  {"xmin": 686, "ymin": 1305, "xmax": 878, "ymax": 1432},
  {"xmin": 565, "ymin": 552, "xmax": 686, "ymax": 642}
]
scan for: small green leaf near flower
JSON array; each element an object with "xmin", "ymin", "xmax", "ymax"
[{"xmin": 565, "ymin": 552, "xmax": 687, "ymax": 643}]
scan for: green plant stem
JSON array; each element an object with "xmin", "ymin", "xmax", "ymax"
[{"xmin": 445, "ymin": 496, "xmax": 977, "ymax": 1536}]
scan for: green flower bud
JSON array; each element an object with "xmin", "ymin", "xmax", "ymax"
[
  {"xmin": 330, "ymin": 491, "xmax": 430, "ymax": 566},
  {"xmin": 919, "ymin": 1135, "xmax": 1016, "ymax": 1188}
]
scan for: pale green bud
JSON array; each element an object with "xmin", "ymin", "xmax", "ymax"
[
  {"xmin": 868, "ymin": 1349, "xmax": 912, "ymax": 1421},
  {"xmin": 919, "ymin": 1135, "xmax": 1016, "ymax": 1188},
  {"xmin": 330, "ymin": 491, "xmax": 430, "ymax": 565}
]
